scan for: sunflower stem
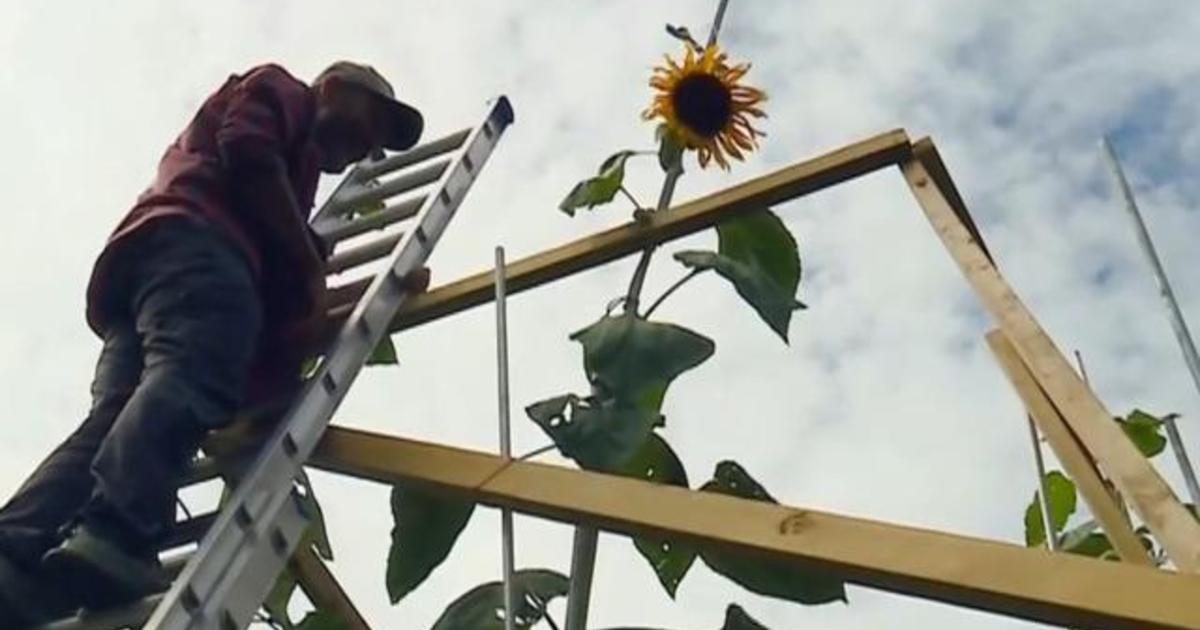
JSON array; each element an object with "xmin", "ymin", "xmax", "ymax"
[
  {"xmin": 624, "ymin": 163, "xmax": 683, "ymax": 316},
  {"xmin": 644, "ymin": 268, "xmax": 706, "ymax": 319}
]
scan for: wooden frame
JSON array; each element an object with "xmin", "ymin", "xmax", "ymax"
[
  {"xmin": 212, "ymin": 130, "xmax": 1200, "ymax": 628},
  {"xmin": 902, "ymin": 144, "xmax": 1200, "ymax": 572},
  {"xmin": 306, "ymin": 426, "xmax": 1200, "ymax": 629}
]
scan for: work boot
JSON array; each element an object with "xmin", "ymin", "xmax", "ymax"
[
  {"xmin": 41, "ymin": 520, "xmax": 171, "ymax": 610},
  {"xmin": 0, "ymin": 551, "xmax": 77, "ymax": 628}
]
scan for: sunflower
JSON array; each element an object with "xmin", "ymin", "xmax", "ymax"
[{"xmin": 642, "ymin": 44, "xmax": 767, "ymax": 170}]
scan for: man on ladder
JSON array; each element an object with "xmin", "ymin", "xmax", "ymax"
[{"xmin": 0, "ymin": 60, "xmax": 430, "ymax": 627}]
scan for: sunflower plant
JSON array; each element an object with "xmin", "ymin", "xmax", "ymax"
[{"xmin": 288, "ymin": 21, "xmax": 849, "ymax": 630}]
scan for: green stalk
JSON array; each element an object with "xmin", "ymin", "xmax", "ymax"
[{"xmin": 624, "ymin": 163, "xmax": 683, "ymax": 316}]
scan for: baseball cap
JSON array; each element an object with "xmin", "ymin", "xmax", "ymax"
[{"xmin": 315, "ymin": 61, "xmax": 424, "ymax": 151}]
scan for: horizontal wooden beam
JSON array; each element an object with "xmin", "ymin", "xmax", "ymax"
[
  {"xmin": 987, "ymin": 329, "xmax": 1153, "ymax": 564},
  {"xmin": 323, "ymin": 128, "xmax": 913, "ymax": 334},
  {"xmin": 306, "ymin": 426, "xmax": 1200, "ymax": 629},
  {"xmin": 902, "ymin": 153, "xmax": 1200, "ymax": 572}
]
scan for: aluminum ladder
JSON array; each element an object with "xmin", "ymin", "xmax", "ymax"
[{"xmin": 39, "ymin": 95, "xmax": 515, "ymax": 630}]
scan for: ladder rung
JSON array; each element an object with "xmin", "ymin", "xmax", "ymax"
[
  {"xmin": 332, "ymin": 159, "xmax": 448, "ymax": 216},
  {"xmin": 326, "ymin": 232, "xmax": 404, "ymax": 276},
  {"xmin": 356, "ymin": 128, "xmax": 470, "ymax": 181},
  {"xmin": 180, "ymin": 457, "xmax": 224, "ymax": 487},
  {"xmin": 322, "ymin": 195, "xmax": 425, "ymax": 244},
  {"xmin": 162, "ymin": 511, "xmax": 220, "ymax": 551}
]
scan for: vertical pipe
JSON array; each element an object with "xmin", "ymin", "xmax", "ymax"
[
  {"xmin": 1101, "ymin": 136, "xmax": 1200, "ymax": 508},
  {"xmin": 495, "ymin": 247, "xmax": 516, "ymax": 630},
  {"xmin": 1027, "ymin": 417, "xmax": 1059, "ymax": 551},
  {"xmin": 1163, "ymin": 415, "xmax": 1200, "ymax": 507}
]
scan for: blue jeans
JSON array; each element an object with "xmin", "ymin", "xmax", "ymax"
[{"xmin": 0, "ymin": 216, "xmax": 262, "ymax": 564}]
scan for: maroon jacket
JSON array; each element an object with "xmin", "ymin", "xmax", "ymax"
[{"xmin": 87, "ymin": 63, "xmax": 324, "ymax": 403}]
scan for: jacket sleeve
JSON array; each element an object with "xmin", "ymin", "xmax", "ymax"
[{"xmin": 216, "ymin": 64, "xmax": 314, "ymax": 166}]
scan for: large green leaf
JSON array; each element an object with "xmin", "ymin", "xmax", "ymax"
[
  {"xmin": 722, "ymin": 604, "xmax": 771, "ymax": 630},
  {"xmin": 526, "ymin": 394, "xmax": 660, "ymax": 472},
  {"xmin": 571, "ymin": 314, "xmax": 715, "ymax": 411},
  {"xmin": 430, "ymin": 569, "xmax": 569, "ymax": 630},
  {"xmin": 367, "ymin": 335, "xmax": 399, "ymax": 366},
  {"xmin": 1116, "ymin": 410, "xmax": 1167, "ymax": 458},
  {"xmin": 387, "ymin": 484, "xmax": 476, "ymax": 604},
  {"xmin": 559, "ymin": 151, "xmax": 637, "ymax": 216},
  {"xmin": 296, "ymin": 471, "xmax": 333, "ymax": 561},
  {"xmin": 674, "ymin": 209, "xmax": 804, "ymax": 342},
  {"xmin": 295, "ymin": 611, "xmax": 348, "ymax": 630},
  {"xmin": 699, "ymin": 461, "xmax": 847, "ymax": 605},
  {"xmin": 263, "ymin": 568, "xmax": 299, "ymax": 629},
  {"xmin": 621, "ymin": 434, "xmax": 696, "ymax": 598},
  {"xmin": 1024, "ymin": 471, "xmax": 1077, "ymax": 547}
]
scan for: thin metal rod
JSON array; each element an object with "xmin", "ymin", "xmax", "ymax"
[
  {"xmin": 495, "ymin": 246, "xmax": 516, "ymax": 630},
  {"xmin": 1102, "ymin": 137, "xmax": 1200, "ymax": 414},
  {"xmin": 1163, "ymin": 415, "xmax": 1200, "ymax": 507},
  {"xmin": 706, "ymin": 0, "xmax": 732, "ymax": 47},
  {"xmin": 1027, "ymin": 417, "xmax": 1059, "ymax": 551},
  {"xmin": 563, "ymin": 528, "xmax": 598, "ymax": 629},
  {"xmin": 1102, "ymin": 136, "xmax": 1200, "ymax": 510}
]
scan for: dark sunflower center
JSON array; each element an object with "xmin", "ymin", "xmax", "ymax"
[{"xmin": 671, "ymin": 73, "xmax": 732, "ymax": 137}]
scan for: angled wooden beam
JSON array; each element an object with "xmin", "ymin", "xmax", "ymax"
[
  {"xmin": 293, "ymin": 548, "xmax": 373, "ymax": 630},
  {"xmin": 902, "ymin": 145, "xmax": 1200, "ymax": 572},
  {"xmin": 323, "ymin": 128, "xmax": 913, "ymax": 335},
  {"xmin": 307, "ymin": 426, "xmax": 1200, "ymax": 630},
  {"xmin": 987, "ymin": 329, "xmax": 1153, "ymax": 564}
]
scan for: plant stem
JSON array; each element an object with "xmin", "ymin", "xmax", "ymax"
[
  {"xmin": 623, "ymin": 164, "xmax": 683, "ymax": 315},
  {"xmin": 643, "ymin": 269, "xmax": 705, "ymax": 318},
  {"xmin": 618, "ymin": 185, "xmax": 642, "ymax": 209},
  {"xmin": 543, "ymin": 610, "xmax": 562, "ymax": 630}
]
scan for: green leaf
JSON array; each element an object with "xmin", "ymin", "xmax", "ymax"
[
  {"xmin": 723, "ymin": 604, "xmax": 771, "ymax": 630},
  {"xmin": 387, "ymin": 484, "xmax": 476, "ymax": 604},
  {"xmin": 657, "ymin": 124, "xmax": 685, "ymax": 174},
  {"xmin": 674, "ymin": 209, "xmax": 805, "ymax": 342},
  {"xmin": 263, "ymin": 568, "xmax": 299, "ymax": 629},
  {"xmin": 699, "ymin": 461, "xmax": 847, "ymax": 605},
  {"xmin": 1065, "ymin": 533, "xmax": 1118, "ymax": 560},
  {"xmin": 1116, "ymin": 409, "xmax": 1167, "ymax": 458},
  {"xmin": 620, "ymin": 434, "xmax": 696, "ymax": 597},
  {"xmin": 296, "ymin": 470, "xmax": 333, "ymax": 561},
  {"xmin": 296, "ymin": 610, "xmax": 348, "ymax": 630},
  {"xmin": 526, "ymin": 394, "xmax": 661, "ymax": 472},
  {"xmin": 430, "ymin": 569, "xmax": 569, "ymax": 630},
  {"xmin": 1024, "ymin": 471, "xmax": 1077, "ymax": 547},
  {"xmin": 571, "ymin": 314, "xmax": 715, "ymax": 411},
  {"xmin": 559, "ymin": 150, "xmax": 637, "ymax": 216},
  {"xmin": 367, "ymin": 335, "xmax": 399, "ymax": 366}
]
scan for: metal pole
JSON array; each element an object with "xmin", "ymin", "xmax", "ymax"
[
  {"xmin": 1101, "ymin": 136, "xmax": 1200, "ymax": 507},
  {"xmin": 1163, "ymin": 415, "xmax": 1200, "ymax": 507},
  {"xmin": 1027, "ymin": 417, "xmax": 1059, "ymax": 551},
  {"xmin": 564, "ymin": 5, "xmax": 735, "ymax": 628},
  {"xmin": 495, "ymin": 246, "xmax": 516, "ymax": 630}
]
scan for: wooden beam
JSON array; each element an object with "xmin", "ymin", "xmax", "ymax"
[
  {"xmin": 306, "ymin": 426, "xmax": 1200, "ymax": 630},
  {"xmin": 986, "ymin": 329, "xmax": 1153, "ymax": 564},
  {"xmin": 901, "ymin": 152, "xmax": 1200, "ymax": 572},
  {"xmin": 323, "ymin": 129, "xmax": 913, "ymax": 333},
  {"xmin": 293, "ymin": 548, "xmax": 373, "ymax": 630}
]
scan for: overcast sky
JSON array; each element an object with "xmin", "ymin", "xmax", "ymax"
[{"xmin": 3, "ymin": 1, "xmax": 1200, "ymax": 628}]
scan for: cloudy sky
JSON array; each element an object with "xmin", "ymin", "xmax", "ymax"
[{"xmin": 3, "ymin": 1, "xmax": 1200, "ymax": 628}]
